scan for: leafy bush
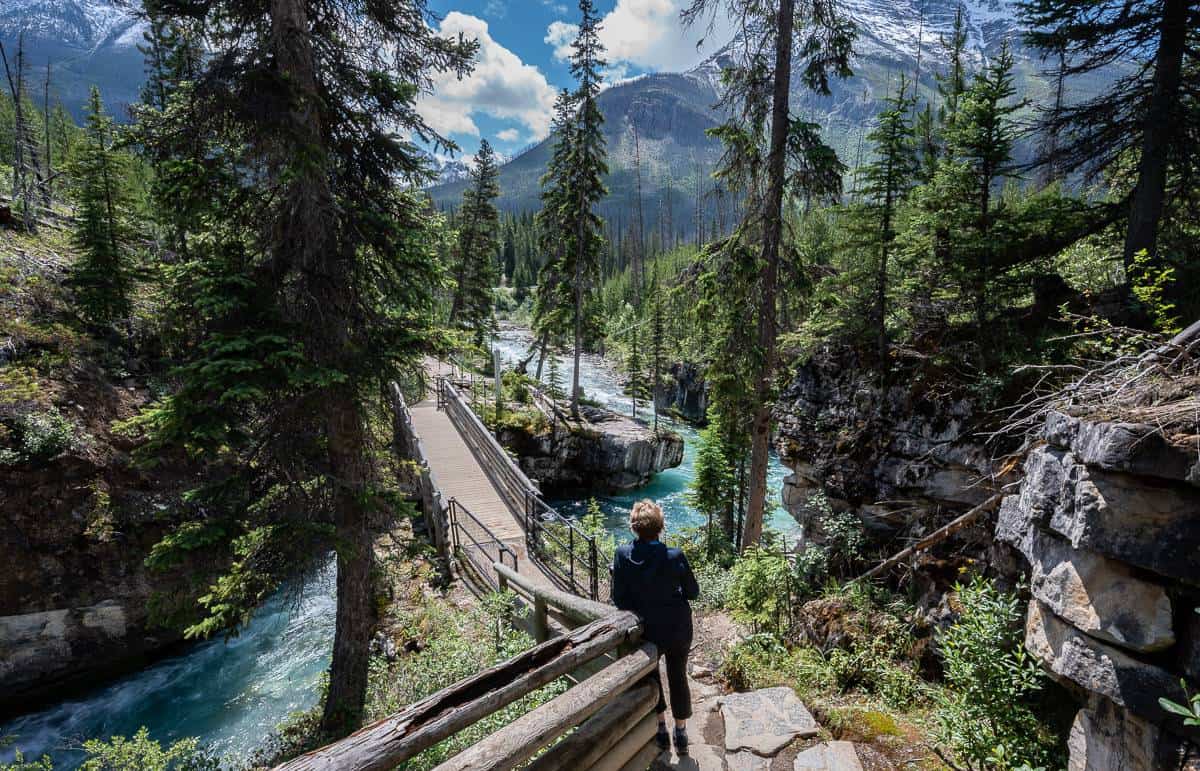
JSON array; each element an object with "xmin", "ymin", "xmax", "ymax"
[
  {"xmin": 0, "ymin": 729, "xmax": 217, "ymax": 771},
  {"xmin": 692, "ymin": 561, "xmax": 735, "ymax": 610},
  {"xmin": 3, "ymin": 408, "xmax": 77, "ymax": 464},
  {"xmin": 727, "ymin": 546, "xmax": 792, "ymax": 633},
  {"xmin": 361, "ymin": 594, "xmax": 567, "ymax": 771},
  {"xmin": 933, "ymin": 577, "xmax": 1060, "ymax": 770}
]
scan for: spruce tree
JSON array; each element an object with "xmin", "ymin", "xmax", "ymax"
[
  {"xmin": 69, "ymin": 86, "xmax": 135, "ymax": 328},
  {"xmin": 132, "ymin": 0, "xmax": 475, "ymax": 735},
  {"xmin": 449, "ymin": 139, "xmax": 502, "ymax": 343},
  {"xmin": 858, "ymin": 76, "xmax": 918, "ymax": 363},
  {"xmin": 1020, "ymin": 0, "xmax": 1199, "ymax": 270},
  {"xmin": 562, "ymin": 0, "xmax": 608, "ymax": 419}
]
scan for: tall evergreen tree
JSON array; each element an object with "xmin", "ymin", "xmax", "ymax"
[
  {"xmin": 684, "ymin": 0, "xmax": 852, "ymax": 550},
  {"xmin": 532, "ymin": 90, "xmax": 578, "ymax": 374},
  {"xmin": 562, "ymin": 0, "xmax": 608, "ymax": 418},
  {"xmin": 1020, "ymin": 0, "xmax": 1199, "ymax": 270},
  {"xmin": 69, "ymin": 86, "xmax": 136, "ymax": 328},
  {"xmin": 133, "ymin": 0, "xmax": 475, "ymax": 735},
  {"xmin": 858, "ymin": 76, "xmax": 918, "ymax": 363},
  {"xmin": 449, "ymin": 139, "xmax": 502, "ymax": 343}
]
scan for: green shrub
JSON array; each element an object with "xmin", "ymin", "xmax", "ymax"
[
  {"xmin": 727, "ymin": 546, "xmax": 792, "ymax": 633},
  {"xmin": 0, "ymin": 729, "xmax": 218, "ymax": 771},
  {"xmin": 933, "ymin": 577, "xmax": 1061, "ymax": 770},
  {"xmin": 5, "ymin": 408, "xmax": 77, "ymax": 463}
]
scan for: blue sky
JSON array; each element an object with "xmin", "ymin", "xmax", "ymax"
[{"xmin": 418, "ymin": 1, "xmax": 735, "ymax": 160}]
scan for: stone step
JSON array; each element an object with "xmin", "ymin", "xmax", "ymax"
[{"xmin": 792, "ymin": 742, "xmax": 865, "ymax": 771}]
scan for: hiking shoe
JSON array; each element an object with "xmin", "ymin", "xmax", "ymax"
[
  {"xmin": 655, "ymin": 725, "xmax": 670, "ymax": 751},
  {"xmin": 673, "ymin": 727, "xmax": 689, "ymax": 756}
]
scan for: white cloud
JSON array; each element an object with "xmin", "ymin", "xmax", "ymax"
[
  {"xmin": 496, "ymin": 128, "xmax": 522, "ymax": 142},
  {"xmin": 544, "ymin": 20, "xmax": 578, "ymax": 60},
  {"xmin": 547, "ymin": 0, "xmax": 735, "ymax": 74},
  {"xmin": 419, "ymin": 12, "xmax": 557, "ymax": 141},
  {"xmin": 542, "ymin": 0, "xmax": 569, "ymax": 15}
]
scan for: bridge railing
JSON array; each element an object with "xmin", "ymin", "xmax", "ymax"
[
  {"xmin": 272, "ymin": 564, "xmax": 660, "ymax": 771},
  {"xmin": 449, "ymin": 497, "xmax": 519, "ymax": 592},
  {"xmin": 438, "ymin": 376, "xmax": 610, "ymax": 602}
]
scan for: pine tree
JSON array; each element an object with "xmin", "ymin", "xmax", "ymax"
[
  {"xmin": 935, "ymin": 6, "xmax": 969, "ymax": 133},
  {"xmin": 69, "ymin": 86, "xmax": 136, "ymax": 328},
  {"xmin": 449, "ymin": 139, "xmax": 502, "ymax": 343},
  {"xmin": 944, "ymin": 42, "xmax": 1023, "ymax": 352},
  {"xmin": 132, "ymin": 0, "xmax": 475, "ymax": 735},
  {"xmin": 1019, "ymin": 0, "xmax": 1199, "ymax": 270},
  {"xmin": 858, "ymin": 76, "xmax": 918, "ymax": 363},
  {"xmin": 688, "ymin": 406, "xmax": 737, "ymax": 552},
  {"xmin": 562, "ymin": 0, "xmax": 609, "ymax": 419}
]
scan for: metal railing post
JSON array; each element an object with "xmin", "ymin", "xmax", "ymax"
[
  {"xmin": 568, "ymin": 526, "xmax": 575, "ymax": 592},
  {"xmin": 590, "ymin": 541, "xmax": 599, "ymax": 601}
]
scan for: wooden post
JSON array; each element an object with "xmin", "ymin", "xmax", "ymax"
[{"xmin": 533, "ymin": 595, "xmax": 549, "ymax": 643}]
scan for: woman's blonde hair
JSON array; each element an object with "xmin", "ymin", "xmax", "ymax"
[{"xmin": 629, "ymin": 499, "xmax": 664, "ymax": 540}]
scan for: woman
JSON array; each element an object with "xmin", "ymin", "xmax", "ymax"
[{"xmin": 611, "ymin": 500, "xmax": 700, "ymax": 755}]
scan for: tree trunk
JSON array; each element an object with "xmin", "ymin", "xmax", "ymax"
[
  {"xmin": 1122, "ymin": 0, "xmax": 1187, "ymax": 272},
  {"xmin": 322, "ymin": 393, "xmax": 375, "ymax": 732},
  {"xmin": 742, "ymin": 0, "xmax": 795, "ymax": 552},
  {"xmin": 267, "ymin": 0, "xmax": 372, "ymax": 737}
]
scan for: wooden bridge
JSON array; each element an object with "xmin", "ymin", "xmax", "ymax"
[{"xmin": 400, "ymin": 360, "xmax": 609, "ymax": 601}]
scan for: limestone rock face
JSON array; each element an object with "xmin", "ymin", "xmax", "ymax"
[
  {"xmin": 1045, "ymin": 412, "xmax": 1200, "ymax": 487},
  {"xmin": 774, "ymin": 349, "xmax": 1001, "ymax": 532},
  {"xmin": 1003, "ymin": 445, "xmax": 1200, "ymax": 583},
  {"xmin": 719, "ymin": 687, "xmax": 819, "ymax": 756},
  {"xmin": 1025, "ymin": 601, "xmax": 1185, "ymax": 721},
  {"xmin": 655, "ymin": 361, "xmax": 708, "ymax": 424},
  {"xmin": 499, "ymin": 405, "xmax": 684, "ymax": 494},
  {"xmin": 1067, "ymin": 700, "xmax": 1187, "ymax": 771},
  {"xmin": 998, "ymin": 503, "xmax": 1174, "ymax": 652}
]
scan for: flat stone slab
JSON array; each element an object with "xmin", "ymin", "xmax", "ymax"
[
  {"xmin": 720, "ymin": 686, "xmax": 819, "ymax": 755},
  {"xmin": 652, "ymin": 744, "xmax": 727, "ymax": 771},
  {"xmin": 793, "ymin": 742, "xmax": 864, "ymax": 771}
]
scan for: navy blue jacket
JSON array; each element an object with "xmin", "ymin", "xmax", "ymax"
[{"xmin": 611, "ymin": 539, "xmax": 699, "ymax": 648}]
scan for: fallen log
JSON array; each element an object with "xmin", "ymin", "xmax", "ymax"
[
  {"xmin": 850, "ymin": 494, "xmax": 1003, "ymax": 584},
  {"xmin": 272, "ymin": 611, "xmax": 641, "ymax": 771},
  {"xmin": 431, "ymin": 642, "xmax": 659, "ymax": 771}
]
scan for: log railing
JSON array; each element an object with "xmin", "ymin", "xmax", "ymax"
[
  {"xmin": 272, "ymin": 563, "xmax": 659, "ymax": 771},
  {"xmin": 438, "ymin": 376, "xmax": 610, "ymax": 602}
]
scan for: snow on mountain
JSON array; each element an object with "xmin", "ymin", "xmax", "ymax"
[{"xmin": 0, "ymin": 0, "xmax": 144, "ymax": 53}]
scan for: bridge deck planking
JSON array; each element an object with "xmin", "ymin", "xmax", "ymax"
[{"xmin": 408, "ymin": 382, "xmax": 554, "ymax": 591}]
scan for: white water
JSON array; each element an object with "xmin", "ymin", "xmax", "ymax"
[{"xmin": 0, "ymin": 562, "xmax": 335, "ymax": 770}]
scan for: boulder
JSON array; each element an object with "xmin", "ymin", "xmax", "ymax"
[
  {"xmin": 1045, "ymin": 412, "xmax": 1200, "ymax": 487},
  {"xmin": 793, "ymin": 742, "xmax": 865, "ymax": 771},
  {"xmin": 1007, "ymin": 446, "xmax": 1200, "ymax": 583},
  {"xmin": 1182, "ymin": 609, "xmax": 1200, "ymax": 683},
  {"xmin": 999, "ymin": 514, "xmax": 1174, "ymax": 653},
  {"xmin": 1025, "ymin": 601, "xmax": 1186, "ymax": 722},
  {"xmin": 719, "ymin": 687, "xmax": 820, "ymax": 756},
  {"xmin": 1067, "ymin": 700, "xmax": 1185, "ymax": 771}
]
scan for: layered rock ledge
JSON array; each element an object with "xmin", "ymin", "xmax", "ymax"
[
  {"xmin": 999, "ymin": 410, "xmax": 1200, "ymax": 770},
  {"xmin": 497, "ymin": 400, "xmax": 684, "ymax": 494}
]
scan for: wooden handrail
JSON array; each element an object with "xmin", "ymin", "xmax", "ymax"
[
  {"xmin": 271, "ymin": 612, "xmax": 641, "ymax": 771},
  {"xmin": 429, "ymin": 643, "xmax": 659, "ymax": 771},
  {"xmin": 494, "ymin": 562, "xmax": 612, "ymax": 628}
]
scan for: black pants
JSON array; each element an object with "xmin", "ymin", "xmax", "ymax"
[{"xmin": 651, "ymin": 637, "xmax": 692, "ymax": 721}]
